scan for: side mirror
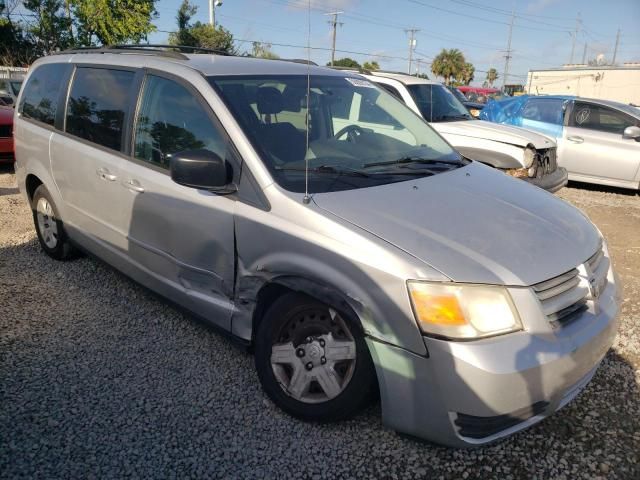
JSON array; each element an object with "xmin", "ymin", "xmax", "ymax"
[
  {"xmin": 170, "ymin": 149, "xmax": 234, "ymax": 191},
  {"xmin": 622, "ymin": 125, "xmax": 640, "ymax": 141}
]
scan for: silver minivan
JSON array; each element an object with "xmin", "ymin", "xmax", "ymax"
[{"xmin": 14, "ymin": 47, "xmax": 621, "ymax": 447}]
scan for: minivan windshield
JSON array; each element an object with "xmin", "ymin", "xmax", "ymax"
[
  {"xmin": 210, "ymin": 75, "xmax": 465, "ymax": 193},
  {"xmin": 408, "ymin": 84, "xmax": 474, "ymax": 122}
]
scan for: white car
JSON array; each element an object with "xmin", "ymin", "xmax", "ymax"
[{"xmin": 356, "ymin": 71, "xmax": 568, "ymax": 192}]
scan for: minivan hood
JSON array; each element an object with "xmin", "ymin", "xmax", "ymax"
[
  {"xmin": 434, "ymin": 120, "xmax": 555, "ymax": 149},
  {"xmin": 313, "ymin": 162, "xmax": 599, "ymax": 286}
]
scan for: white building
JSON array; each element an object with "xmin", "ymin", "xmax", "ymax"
[{"xmin": 526, "ymin": 64, "xmax": 640, "ymax": 105}]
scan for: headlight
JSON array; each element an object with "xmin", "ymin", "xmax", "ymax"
[
  {"xmin": 407, "ymin": 281, "xmax": 523, "ymax": 340},
  {"xmin": 469, "ymin": 108, "xmax": 480, "ymax": 117},
  {"xmin": 523, "ymin": 147, "xmax": 536, "ymax": 168}
]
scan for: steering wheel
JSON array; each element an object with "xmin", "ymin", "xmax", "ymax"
[{"xmin": 334, "ymin": 124, "xmax": 366, "ymax": 143}]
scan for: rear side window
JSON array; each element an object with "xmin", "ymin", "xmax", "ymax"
[
  {"xmin": 19, "ymin": 63, "xmax": 71, "ymax": 126},
  {"xmin": 66, "ymin": 67, "xmax": 135, "ymax": 151}
]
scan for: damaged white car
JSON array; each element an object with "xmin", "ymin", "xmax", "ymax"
[{"xmin": 360, "ymin": 71, "xmax": 568, "ymax": 192}]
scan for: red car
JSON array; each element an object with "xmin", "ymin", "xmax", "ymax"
[{"xmin": 0, "ymin": 105, "xmax": 14, "ymax": 163}]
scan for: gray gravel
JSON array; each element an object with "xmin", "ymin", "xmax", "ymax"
[{"xmin": 1, "ymin": 167, "xmax": 639, "ymax": 479}]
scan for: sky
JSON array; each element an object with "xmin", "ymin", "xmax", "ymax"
[{"xmin": 147, "ymin": 0, "xmax": 640, "ymax": 86}]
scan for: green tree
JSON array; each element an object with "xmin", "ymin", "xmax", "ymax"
[
  {"xmin": 22, "ymin": 0, "xmax": 73, "ymax": 54},
  {"xmin": 71, "ymin": 0, "xmax": 157, "ymax": 46},
  {"xmin": 457, "ymin": 62, "xmax": 475, "ymax": 85},
  {"xmin": 0, "ymin": 17, "xmax": 35, "ymax": 65},
  {"xmin": 169, "ymin": 0, "xmax": 197, "ymax": 46},
  {"xmin": 251, "ymin": 42, "xmax": 279, "ymax": 59},
  {"xmin": 486, "ymin": 68, "xmax": 499, "ymax": 87},
  {"xmin": 168, "ymin": 0, "xmax": 236, "ymax": 54},
  {"xmin": 362, "ymin": 60, "xmax": 379, "ymax": 71},
  {"xmin": 431, "ymin": 48, "xmax": 465, "ymax": 86},
  {"xmin": 328, "ymin": 57, "xmax": 360, "ymax": 68}
]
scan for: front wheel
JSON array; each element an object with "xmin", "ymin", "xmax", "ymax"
[{"xmin": 255, "ymin": 292, "xmax": 377, "ymax": 422}]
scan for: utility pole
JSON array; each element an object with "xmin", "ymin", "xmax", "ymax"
[
  {"xmin": 405, "ymin": 28, "xmax": 419, "ymax": 74},
  {"xmin": 502, "ymin": 10, "xmax": 514, "ymax": 89},
  {"xmin": 582, "ymin": 43, "xmax": 587, "ymax": 64},
  {"xmin": 569, "ymin": 12, "xmax": 581, "ymax": 64},
  {"xmin": 325, "ymin": 12, "xmax": 343, "ymax": 67},
  {"xmin": 209, "ymin": 0, "xmax": 214, "ymax": 26},
  {"xmin": 612, "ymin": 28, "xmax": 621, "ymax": 65},
  {"xmin": 415, "ymin": 58, "xmax": 423, "ymax": 76}
]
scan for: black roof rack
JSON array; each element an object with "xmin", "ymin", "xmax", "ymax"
[
  {"xmin": 327, "ymin": 65, "xmax": 371, "ymax": 74},
  {"xmin": 56, "ymin": 44, "xmax": 231, "ymax": 60},
  {"xmin": 281, "ymin": 58, "xmax": 318, "ymax": 66}
]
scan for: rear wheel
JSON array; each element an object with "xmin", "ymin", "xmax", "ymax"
[
  {"xmin": 32, "ymin": 185, "xmax": 75, "ymax": 260},
  {"xmin": 255, "ymin": 292, "xmax": 376, "ymax": 421}
]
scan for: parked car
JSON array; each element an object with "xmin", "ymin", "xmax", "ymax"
[
  {"xmin": 0, "ymin": 95, "xmax": 14, "ymax": 107},
  {"xmin": 15, "ymin": 47, "xmax": 620, "ymax": 447},
  {"xmin": 0, "ymin": 78, "xmax": 23, "ymax": 104},
  {"xmin": 0, "ymin": 105, "xmax": 14, "ymax": 163},
  {"xmin": 447, "ymin": 86, "xmax": 485, "ymax": 117},
  {"xmin": 358, "ymin": 71, "xmax": 567, "ymax": 192},
  {"xmin": 481, "ymin": 95, "xmax": 640, "ymax": 190}
]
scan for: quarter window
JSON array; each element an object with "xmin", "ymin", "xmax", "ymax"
[
  {"xmin": 134, "ymin": 75, "xmax": 226, "ymax": 169},
  {"xmin": 66, "ymin": 67, "xmax": 135, "ymax": 151},
  {"xmin": 569, "ymin": 102, "xmax": 637, "ymax": 134},
  {"xmin": 19, "ymin": 63, "xmax": 71, "ymax": 126}
]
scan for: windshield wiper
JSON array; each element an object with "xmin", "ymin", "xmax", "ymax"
[
  {"xmin": 275, "ymin": 165, "xmax": 371, "ymax": 177},
  {"xmin": 362, "ymin": 157, "xmax": 466, "ymax": 168}
]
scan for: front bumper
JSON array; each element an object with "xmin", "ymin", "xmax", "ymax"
[
  {"xmin": 367, "ymin": 273, "xmax": 620, "ymax": 447},
  {"xmin": 524, "ymin": 166, "xmax": 568, "ymax": 193}
]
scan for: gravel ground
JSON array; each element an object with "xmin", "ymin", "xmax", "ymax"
[{"xmin": 1, "ymin": 167, "xmax": 639, "ymax": 479}]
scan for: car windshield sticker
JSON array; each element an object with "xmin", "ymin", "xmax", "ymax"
[
  {"xmin": 576, "ymin": 108, "xmax": 590, "ymax": 125},
  {"xmin": 346, "ymin": 77, "xmax": 375, "ymax": 88}
]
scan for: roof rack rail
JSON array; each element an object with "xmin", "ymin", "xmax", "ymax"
[
  {"xmin": 282, "ymin": 58, "xmax": 318, "ymax": 66},
  {"xmin": 327, "ymin": 65, "xmax": 370, "ymax": 74},
  {"xmin": 112, "ymin": 44, "xmax": 232, "ymax": 56},
  {"xmin": 56, "ymin": 44, "xmax": 231, "ymax": 60}
]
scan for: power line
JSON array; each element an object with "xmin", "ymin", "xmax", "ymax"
[{"xmin": 406, "ymin": 0, "xmax": 570, "ymax": 33}]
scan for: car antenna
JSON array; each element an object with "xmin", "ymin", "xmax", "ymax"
[{"xmin": 302, "ymin": 0, "xmax": 312, "ymax": 205}]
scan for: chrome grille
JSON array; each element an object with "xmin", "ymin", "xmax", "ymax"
[
  {"xmin": 533, "ymin": 243, "xmax": 608, "ymax": 328},
  {"xmin": 536, "ymin": 147, "xmax": 557, "ymax": 174}
]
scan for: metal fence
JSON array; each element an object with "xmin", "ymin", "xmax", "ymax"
[{"xmin": 0, "ymin": 67, "xmax": 28, "ymax": 80}]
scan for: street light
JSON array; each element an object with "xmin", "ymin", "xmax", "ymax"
[{"xmin": 209, "ymin": 0, "xmax": 223, "ymax": 27}]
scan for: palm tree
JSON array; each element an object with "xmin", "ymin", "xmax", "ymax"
[
  {"xmin": 431, "ymin": 48, "xmax": 466, "ymax": 86},
  {"xmin": 486, "ymin": 68, "xmax": 499, "ymax": 87},
  {"xmin": 458, "ymin": 62, "xmax": 475, "ymax": 85}
]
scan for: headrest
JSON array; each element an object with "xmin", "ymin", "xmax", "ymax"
[{"xmin": 257, "ymin": 87, "xmax": 284, "ymax": 115}]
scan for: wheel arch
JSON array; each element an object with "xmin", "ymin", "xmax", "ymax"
[
  {"xmin": 25, "ymin": 173, "xmax": 43, "ymax": 203},
  {"xmin": 249, "ymin": 275, "xmax": 367, "ymax": 345}
]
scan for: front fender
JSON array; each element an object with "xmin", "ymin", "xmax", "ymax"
[{"xmin": 231, "ymin": 196, "xmax": 440, "ymax": 355}]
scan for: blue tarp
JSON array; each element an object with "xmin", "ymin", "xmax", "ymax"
[{"xmin": 479, "ymin": 95, "xmax": 530, "ymax": 125}]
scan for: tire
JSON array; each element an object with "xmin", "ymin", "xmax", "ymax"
[
  {"xmin": 31, "ymin": 185, "xmax": 75, "ymax": 260},
  {"xmin": 255, "ymin": 292, "xmax": 377, "ymax": 422}
]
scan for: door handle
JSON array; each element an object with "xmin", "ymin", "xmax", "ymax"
[
  {"xmin": 124, "ymin": 179, "xmax": 145, "ymax": 193},
  {"xmin": 96, "ymin": 167, "xmax": 117, "ymax": 181},
  {"xmin": 567, "ymin": 135, "xmax": 584, "ymax": 144}
]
